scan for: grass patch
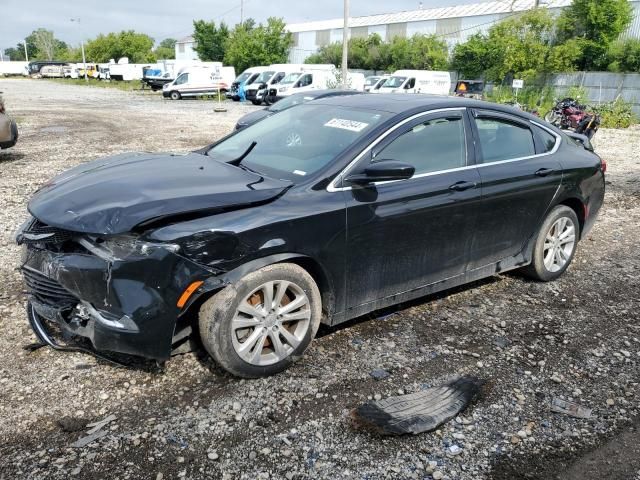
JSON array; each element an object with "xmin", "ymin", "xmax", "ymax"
[{"xmin": 46, "ymin": 78, "xmax": 142, "ymax": 91}]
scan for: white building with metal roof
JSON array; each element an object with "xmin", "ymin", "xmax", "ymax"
[
  {"xmin": 287, "ymin": 0, "xmax": 640, "ymax": 63},
  {"xmin": 175, "ymin": 36, "xmax": 199, "ymax": 61}
]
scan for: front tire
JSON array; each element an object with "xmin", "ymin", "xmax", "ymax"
[
  {"xmin": 199, "ymin": 263, "xmax": 322, "ymax": 378},
  {"xmin": 170, "ymin": 91, "xmax": 181, "ymax": 100},
  {"xmin": 544, "ymin": 111, "xmax": 560, "ymax": 126},
  {"xmin": 523, "ymin": 205, "xmax": 580, "ymax": 282}
]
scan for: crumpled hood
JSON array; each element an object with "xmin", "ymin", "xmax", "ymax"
[{"xmin": 28, "ymin": 152, "xmax": 290, "ymax": 235}]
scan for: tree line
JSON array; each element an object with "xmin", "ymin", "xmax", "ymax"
[
  {"xmin": 3, "ymin": 0, "xmax": 639, "ymax": 82},
  {"xmin": 307, "ymin": 0, "xmax": 640, "ymax": 80},
  {"xmin": 2, "ymin": 17, "xmax": 293, "ymax": 75}
]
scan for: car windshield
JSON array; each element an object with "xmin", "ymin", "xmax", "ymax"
[
  {"xmin": 235, "ymin": 72, "xmax": 252, "ymax": 83},
  {"xmin": 280, "ymin": 72, "xmax": 302, "ymax": 85},
  {"xmin": 208, "ymin": 104, "xmax": 390, "ymax": 181},
  {"xmin": 254, "ymin": 71, "xmax": 275, "ymax": 83},
  {"xmin": 364, "ymin": 76, "xmax": 380, "ymax": 86},
  {"xmin": 384, "ymin": 76, "xmax": 407, "ymax": 88},
  {"xmin": 268, "ymin": 93, "xmax": 319, "ymax": 112}
]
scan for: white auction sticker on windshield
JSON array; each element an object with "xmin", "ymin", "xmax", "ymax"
[
  {"xmin": 324, "ymin": 118, "xmax": 369, "ymax": 132},
  {"xmin": 293, "ymin": 170, "xmax": 307, "ymax": 176}
]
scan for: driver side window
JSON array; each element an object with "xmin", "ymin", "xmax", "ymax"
[
  {"xmin": 175, "ymin": 73, "xmax": 188, "ymax": 85},
  {"xmin": 373, "ymin": 115, "xmax": 467, "ymax": 175},
  {"xmin": 297, "ymin": 74, "xmax": 312, "ymax": 87},
  {"xmin": 405, "ymin": 78, "xmax": 416, "ymax": 89}
]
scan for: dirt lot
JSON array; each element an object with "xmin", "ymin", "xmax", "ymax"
[{"xmin": 0, "ymin": 79, "xmax": 639, "ymax": 480}]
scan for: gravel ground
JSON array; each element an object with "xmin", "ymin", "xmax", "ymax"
[{"xmin": 0, "ymin": 79, "xmax": 639, "ymax": 480}]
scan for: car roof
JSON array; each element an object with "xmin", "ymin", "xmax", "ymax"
[
  {"xmin": 309, "ymin": 93, "xmax": 541, "ymax": 120},
  {"xmin": 294, "ymin": 89, "xmax": 363, "ymax": 99}
]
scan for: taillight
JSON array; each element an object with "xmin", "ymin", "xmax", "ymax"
[{"xmin": 600, "ymin": 158, "xmax": 607, "ymax": 173}]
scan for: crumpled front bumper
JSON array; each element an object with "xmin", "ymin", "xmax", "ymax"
[{"xmin": 20, "ymin": 242, "xmax": 213, "ymax": 361}]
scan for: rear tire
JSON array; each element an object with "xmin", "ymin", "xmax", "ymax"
[
  {"xmin": 522, "ymin": 205, "xmax": 580, "ymax": 282},
  {"xmin": 199, "ymin": 263, "xmax": 322, "ymax": 378}
]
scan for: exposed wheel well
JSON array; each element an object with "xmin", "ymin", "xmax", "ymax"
[{"xmin": 558, "ymin": 198, "xmax": 585, "ymax": 236}]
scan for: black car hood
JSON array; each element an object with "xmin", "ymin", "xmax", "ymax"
[
  {"xmin": 28, "ymin": 152, "xmax": 290, "ymax": 235},
  {"xmin": 236, "ymin": 109, "xmax": 273, "ymax": 128}
]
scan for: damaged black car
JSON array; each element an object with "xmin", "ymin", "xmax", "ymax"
[{"xmin": 17, "ymin": 95, "xmax": 605, "ymax": 377}]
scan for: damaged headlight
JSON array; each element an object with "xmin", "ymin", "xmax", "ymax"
[{"xmin": 79, "ymin": 235, "xmax": 180, "ymax": 261}]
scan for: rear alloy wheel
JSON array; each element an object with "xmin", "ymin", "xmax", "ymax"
[
  {"xmin": 199, "ymin": 263, "xmax": 321, "ymax": 377},
  {"xmin": 523, "ymin": 205, "xmax": 580, "ymax": 281}
]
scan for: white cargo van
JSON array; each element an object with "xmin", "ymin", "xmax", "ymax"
[
  {"xmin": 163, "ymin": 66, "xmax": 236, "ymax": 100},
  {"xmin": 273, "ymin": 65, "xmax": 336, "ymax": 100},
  {"xmin": 245, "ymin": 64, "xmax": 308, "ymax": 105},
  {"xmin": 365, "ymin": 75, "xmax": 390, "ymax": 93},
  {"xmin": 377, "ymin": 70, "xmax": 451, "ymax": 96},
  {"xmin": 227, "ymin": 66, "xmax": 269, "ymax": 101}
]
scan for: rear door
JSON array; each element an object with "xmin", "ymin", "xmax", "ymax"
[{"xmin": 468, "ymin": 109, "xmax": 563, "ymax": 269}]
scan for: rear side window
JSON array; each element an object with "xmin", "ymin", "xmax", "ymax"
[
  {"xmin": 533, "ymin": 124, "xmax": 558, "ymax": 153},
  {"xmin": 475, "ymin": 118, "xmax": 535, "ymax": 163},
  {"xmin": 373, "ymin": 115, "xmax": 466, "ymax": 175}
]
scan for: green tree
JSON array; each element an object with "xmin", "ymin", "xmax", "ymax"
[
  {"xmin": 305, "ymin": 32, "xmax": 446, "ymax": 72},
  {"xmin": 450, "ymin": 33, "xmax": 495, "ymax": 78},
  {"xmin": 450, "ymin": 9, "xmax": 555, "ymax": 82},
  {"xmin": 192, "ymin": 20, "xmax": 229, "ymax": 61},
  {"xmin": 556, "ymin": 0, "xmax": 633, "ymax": 70},
  {"xmin": 224, "ymin": 17, "xmax": 293, "ymax": 73},
  {"xmin": 305, "ymin": 42, "xmax": 344, "ymax": 66},
  {"xmin": 607, "ymin": 39, "xmax": 640, "ymax": 72},
  {"xmin": 154, "ymin": 38, "xmax": 176, "ymax": 59},
  {"xmin": 4, "ymin": 29, "xmax": 67, "ymax": 61},
  {"xmin": 3, "ymin": 47, "xmax": 25, "ymax": 61},
  {"xmin": 85, "ymin": 31, "xmax": 156, "ymax": 63},
  {"xmin": 406, "ymin": 34, "xmax": 448, "ymax": 70}
]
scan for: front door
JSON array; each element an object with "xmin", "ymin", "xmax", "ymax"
[
  {"xmin": 343, "ymin": 109, "xmax": 483, "ymax": 310},
  {"xmin": 468, "ymin": 110, "xmax": 563, "ymax": 269}
]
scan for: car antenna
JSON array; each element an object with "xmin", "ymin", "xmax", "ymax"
[{"xmin": 227, "ymin": 141, "xmax": 257, "ymax": 167}]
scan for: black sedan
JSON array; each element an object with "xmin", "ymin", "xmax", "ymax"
[
  {"xmin": 235, "ymin": 89, "xmax": 363, "ymax": 130},
  {"xmin": 17, "ymin": 95, "xmax": 605, "ymax": 378}
]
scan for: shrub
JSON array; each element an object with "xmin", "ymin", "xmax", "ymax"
[{"xmin": 594, "ymin": 98, "xmax": 637, "ymax": 128}]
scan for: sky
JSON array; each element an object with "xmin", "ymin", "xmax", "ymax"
[{"xmin": 0, "ymin": 0, "xmax": 486, "ymax": 51}]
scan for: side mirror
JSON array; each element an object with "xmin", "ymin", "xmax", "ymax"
[{"xmin": 346, "ymin": 161, "xmax": 415, "ymax": 185}]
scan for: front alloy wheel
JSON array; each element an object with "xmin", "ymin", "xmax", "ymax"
[
  {"xmin": 199, "ymin": 263, "xmax": 322, "ymax": 377},
  {"xmin": 231, "ymin": 281, "xmax": 312, "ymax": 366}
]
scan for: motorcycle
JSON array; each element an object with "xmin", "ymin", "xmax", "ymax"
[{"xmin": 544, "ymin": 97, "xmax": 600, "ymax": 139}]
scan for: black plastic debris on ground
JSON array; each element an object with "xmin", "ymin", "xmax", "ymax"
[{"xmin": 353, "ymin": 376, "xmax": 484, "ymax": 435}]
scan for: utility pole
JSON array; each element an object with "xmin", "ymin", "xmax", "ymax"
[
  {"xmin": 341, "ymin": 0, "xmax": 349, "ymax": 89},
  {"xmin": 240, "ymin": 0, "xmax": 244, "ymax": 24},
  {"xmin": 71, "ymin": 18, "xmax": 88, "ymax": 82},
  {"xmin": 24, "ymin": 40, "xmax": 29, "ymax": 62}
]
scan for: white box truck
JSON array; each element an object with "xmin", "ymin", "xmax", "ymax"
[{"xmin": 377, "ymin": 70, "xmax": 451, "ymax": 96}]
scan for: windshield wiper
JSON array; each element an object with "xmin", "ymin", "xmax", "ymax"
[{"xmin": 227, "ymin": 141, "xmax": 257, "ymax": 167}]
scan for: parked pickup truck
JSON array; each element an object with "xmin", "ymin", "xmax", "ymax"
[{"xmin": 0, "ymin": 97, "xmax": 19, "ymax": 150}]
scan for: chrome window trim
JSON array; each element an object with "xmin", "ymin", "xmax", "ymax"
[
  {"xmin": 326, "ymin": 111, "xmax": 562, "ymax": 193},
  {"xmin": 327, "ymin": 107, "xmax": 466, "ymax": 192}
]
